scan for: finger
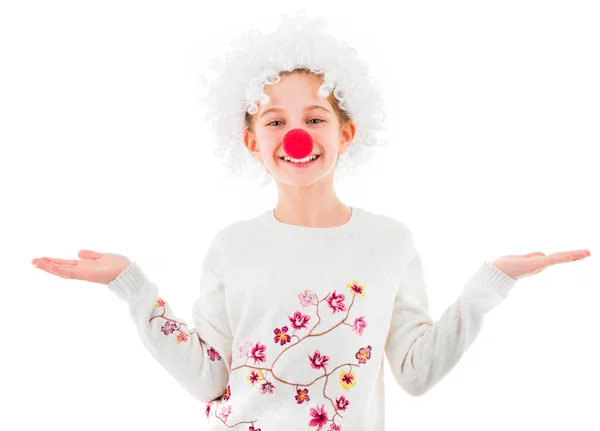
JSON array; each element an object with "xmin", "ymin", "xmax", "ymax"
[
  {"xmin": 48, "ymin": 266, "xmax": 71, "ymax": 279},
  {"xmin": 523, "ymin": 252, "xmax": 545, "ymax": 258},
  {"xmin": 533, "ymin": 254, "xmax": 567, "ymax": 268},
  {"xmin": 49, "ymin": 265, "xmax": 74, "ymax": 279},
  {"xmin": 555, "ymin": 250, "xmax": 590, "ymax": 256},
  {"xmin": 79, "ymin": 250, "xmax": 101, "ymax": 259},
  {"xmin": 550, "ymin": 250, "xmax": 590, "ymax": 260},
  {"xmin": 542, "ymin": 252, "xmax": 587, "ymax": 266},
  {"xmin": 33, "ymin": 257, "xmax": 78, "ymax": 266},
  {"xmin": 34, "ymin": 262, "xmax": 71, "ymax": 279},
  {"xmin": 569, "ymin": 253, "xmax": 590, "ymax": 261}
]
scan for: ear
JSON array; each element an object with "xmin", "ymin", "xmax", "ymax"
[
  {"xmin": 338, "ymin": 120, "xmax": 357, "ymax": 156},
  {"xmin": 244, "ymin": 129, "xmax": 263, "ymax": 162}
]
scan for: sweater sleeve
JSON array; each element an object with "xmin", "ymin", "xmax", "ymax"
[
  {"xmin": 384, "ymin": 227, "xmax": 518, "ymax": 397},
  {"xmin": 106, "ymin": 230, "xmax": 232, "ymax": 404}
]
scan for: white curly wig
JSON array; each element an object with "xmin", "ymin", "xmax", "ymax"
[{"xmin": 196, "ymin": 10, "xmax": 389, "ymax": 187}]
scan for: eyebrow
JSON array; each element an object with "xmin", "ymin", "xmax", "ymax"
[{"xmin": 259, "ymin": 105, "xmax": 331, "ymax": 119}]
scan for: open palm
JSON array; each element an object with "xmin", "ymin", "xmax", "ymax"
[
  {"xmin": 31, "ymin": 249, "xmax": 131, "ymax": 285},
  {"xmin": 491, "ymin": 249, "xmax": 591, "ymax": 280}
]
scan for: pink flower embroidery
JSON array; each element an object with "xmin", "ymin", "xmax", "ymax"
[
  {"xmin": 260, "ymin": 381, "xmax": 275, "ymax": 394},
  {"xmin": 248, "ymin": 372, "xmax": 257, "ymax": 385},
  {"xmin": 295, "ymin": 388, "xmax": 310, "ymax": 404},
  {"xmin": 223, "ymin": 385, "xmax": 231, "ymax": 401},
  {"xmin": 347, "ymin": 281, "xmax": 366, "ymax": 296},
  {"xmin": 335, "ymin": 395, "xmax": 350, "ymax": 411},
  {"xmin": 289, "ymin": 311, "xmax": 311, "ymax": 330},
  {"xmin": 208, "ymin": 347, "xmax": 221, "ymax": 361},
  {"xmin": 202, "ymin": 281, "xmax": 370, "ymax": 428},
  {"xmin": 355, "ymin": 345, "xmax": 372, "ymax": 364},
  {"xmin": 175, "ymin": 332, "xmax": 189, "ymax": 343},
  {"xmin": 273, "ymin": 326, "xmax": 291, "ymax": 346},
  {"xmin": 250, "ymin": 342, "xmax": 267, "ymax": 364},
  {"xmin": 155, "ymin": 297, "xmax": 166, "ymax": 307},
  {"xmin": 309, "ymin": 404, "xmax": 329, "ymax": 430},
  {"xmin": 218, "ymin": 404, "xmax": 232, "ymax": 420},
  {"xmin": 239, "ymin": 340, "xmax": 253, "ymax": 358},
  {"xmin": 161, "ymin": 321, "xmax": 176, "ymax": 335},
  {"xmin": 327, "ymin": 290, "xmax": 346, "ymax": 313},
  {"xmin": 352, "ymin": 316, "xmax": 367, "ymax": 336},
  {"xmin": 298, "ymin": 290, "xmax": 318, "ymax": 307},
  {"xmin": 308, "ymin": 350, "xmax": 330, "ymax": 370}
]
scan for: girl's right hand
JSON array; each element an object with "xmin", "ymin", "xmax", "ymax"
[{"xmin": 31, "ymin": 250, "xmax": 132, "ymax": 285}]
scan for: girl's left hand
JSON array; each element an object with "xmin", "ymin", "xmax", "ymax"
[{"xmin": 491, "ymin": 249, "xmax": 591, "ymax": 280}]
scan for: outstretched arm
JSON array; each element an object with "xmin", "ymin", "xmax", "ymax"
[{"xmin": 385, "ymin": 228, "xmax": 517, "ymax": 397}]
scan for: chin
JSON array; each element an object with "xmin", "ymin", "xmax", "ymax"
[{"xmin": 269, "ymin": 158, "xmax": 336, "ymax": 188}]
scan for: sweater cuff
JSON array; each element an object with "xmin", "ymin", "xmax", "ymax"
[
  {"xmin": 106, "ymin": 261, "xmax": 156, "ymax": 304},
  {"xmin": 469, "ymin": 261, "xmax": 518, "ymax": 298}
]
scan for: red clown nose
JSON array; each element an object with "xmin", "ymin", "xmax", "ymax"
[{"xmin": 283, "ymin": 128, "xmax": 313, "ymax": 159}]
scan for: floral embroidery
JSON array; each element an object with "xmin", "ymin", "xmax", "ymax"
[
  {"xmin": 308, "ymin": 350, "xmax": 330, "ymax": 370},
  {"xmin": 152, "ymin": 300, "xmax": 261, "ymax": 429},
  {"xmin": 250, "ymin": 342, "xmax": 267, "ymax": 364},
  {"xmin": 150, "ymin": 297, "xmax": 222, "ymax": 360},
  {"xmin": 295, "ymin": 388, "xmax": 310, "ymax": 404},
  {"xmin": 289, "ymin": 311, "xmax": 311, "ymax": 330},
  {"xmin": 208, "ymin": 347, "xmax": 221, "ymax": 361},
  {"xmin": 352, "ymin": 316, "xmax": 367, "ymax": 336},
  {"xmin": 223, "ymin": 385, "xmax": 231, "ymax": 401},
  {"xmin": 326, "ymin": 290, "xmax": 346, "ymax": 313},
  {"xmin": 160, "ymin": 320, "xmax": 177, "ymax": 336},
  {"xmin": 340, "ymin": 370, "xmax": 356, "ymax": 390},
  {"xmin": 335, "ymin": 395, "xmax": 349, "ymax": 411},
  {"xmin": 247, "ymin": 370, "xmax": 263, "ymax": 385},
  {"xmin": 215, "ymin": 279, "xmax": 372, "ymax": 430},
  {"xmin": 273, "ymin": 326, "xmax": 292, "ymax": 346},
  {"xmin": 309, "ymin": 405, "xmax": 329, "ymax": 429},
  {"xmin": 346, "ymin": 280, "xmax": 366, "ymax": 296},
  {"xmin": 239, "ymin": 340, "xmax": 253, "ymax": 358},
  {"xmin": 218, "ymin": 404, "xmax": 232, "ymax": 420},
  {"xmin": 298, "ymin": 290, "xmax": 318, "ymax": 307},
  {"xmin": 260, "ymin": 381, "xmax": 275, "ymax": 394},
  {"xmin": 355, "ymin": 345, "xmax": 372, "ymax": 364},
  {"xmin": 175, "ymin": 332, "xmax": 188, "ymax": 343}
]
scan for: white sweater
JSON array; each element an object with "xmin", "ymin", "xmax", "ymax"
[{"xmin": 107, "ymin": 206, "xmax": 517, "ymax": 431}]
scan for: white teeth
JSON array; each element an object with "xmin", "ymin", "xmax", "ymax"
[{"xmin": 281, "ymin": 154, "xmax": 319, "ymax": 163}]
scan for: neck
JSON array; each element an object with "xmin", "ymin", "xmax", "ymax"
[{"xmin": 273, "ymin": 180, "xmax": 351, "ymax": 228}]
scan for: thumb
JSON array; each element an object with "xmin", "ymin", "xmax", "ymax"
[
  {"xmin": 523, "ymin": 252, "xmax": 545, "ymax": 258},
  {"xmin": 79, "ymin": 249, "xmax": 101, "ymax": 259}
]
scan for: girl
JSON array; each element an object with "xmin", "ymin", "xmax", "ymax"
[{"xmin": 30, "ymin": 11, "xmax": 590, "ymax": 431}]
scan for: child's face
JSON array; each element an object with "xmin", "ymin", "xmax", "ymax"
[{"xmin": 244, "ymin": 72, "xmax": 355, "ymax": 187}]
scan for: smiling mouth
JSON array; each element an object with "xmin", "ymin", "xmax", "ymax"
[
  {"xmin": 279, "ymin": 154, "xmax": 321, "ymax": 166},
  {"xmin": 279, "ymin": 154, "xmax": 321, "ymax": 164}
]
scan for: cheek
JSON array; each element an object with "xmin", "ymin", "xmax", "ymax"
[{"xmin": 257, "ymin": 141, "xmax": 278, "ymax": 160}]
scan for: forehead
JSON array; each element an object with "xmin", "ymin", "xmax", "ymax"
[
  {"xmin": 262, "ymin": 78, "xmax": 326, "ymax": 106},
  {"xmin": 263, "ymin": 73, "xmax": 322, "ymax": 95},
  {"xmin": 255, "ymin": 73, "xmax": 330, "ymax": 117}
]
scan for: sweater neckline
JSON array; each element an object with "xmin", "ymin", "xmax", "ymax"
[{"xmin": 260, "ymin": 206, "xmax": 362, "ymax": 236}]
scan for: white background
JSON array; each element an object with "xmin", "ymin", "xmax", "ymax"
[{"xmin": 2, "ymin": 0, "xmax": 598, "ymax": 430}]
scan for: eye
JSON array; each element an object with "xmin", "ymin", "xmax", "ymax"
[{"xmin": 266, "ymin": 119, "xmax": 324, "ymax": 126}]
